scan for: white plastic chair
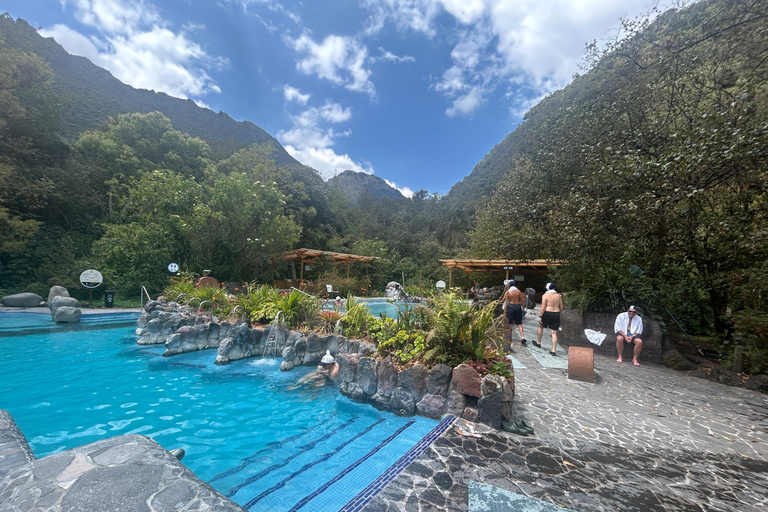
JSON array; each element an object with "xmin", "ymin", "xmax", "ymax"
[{"xmin": 326, "ymin": 284, "xmax": 339, "ymax": 298}]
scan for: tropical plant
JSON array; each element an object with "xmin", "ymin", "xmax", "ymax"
[
  {"xmin": 318, "ymin": 310, "xmax": 343, "ymax": 333},
  {"xmin": 230, "ymin": 283, "xmax": 281, "ymax": 323},
  {"xmin": 272, "ymin": 289, "xmax": 322, "ymax": 328},
  {"xmin": 342, "ymin": 293, "xmax": 372, "ymax": 338}
]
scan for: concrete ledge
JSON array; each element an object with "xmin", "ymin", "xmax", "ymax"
[{"xmin": 0, "ymin": 410, "xmax": 245, "ymax": 512}]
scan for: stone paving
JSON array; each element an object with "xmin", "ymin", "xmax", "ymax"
[{"xmin": 362, "ymin": 313, "xmax": 768, "ymax": 512}]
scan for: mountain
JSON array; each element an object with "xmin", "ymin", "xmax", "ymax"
[
  {"xmin": 444, "ymin": 0, "xmax": 768, "ymax": 211},
  {"xmin": 0, "ymin": 15, "xmax": 299, "ymax": 164},
  {"xmin": 328, "ymin": 170, "xmax": 406, "ymax": 204}
]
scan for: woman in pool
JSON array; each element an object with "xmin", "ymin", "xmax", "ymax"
[
  {"xmin": 289, "ymin": 351, "xmax": 338, "ymax": 389},
  {"xmin": 318, "ymin": 350, "xmax": 339, "ymax": 380}
]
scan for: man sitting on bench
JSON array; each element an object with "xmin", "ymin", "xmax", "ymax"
[{"xmin": 615, "ymin": 305, "xmax": 644, "ymax": 366}]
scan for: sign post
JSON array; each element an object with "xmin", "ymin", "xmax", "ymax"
[{"xmin": 79, "ymin": 269, "xmax": 103, "ymax": 307}]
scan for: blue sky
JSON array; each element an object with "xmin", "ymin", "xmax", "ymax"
[{"xmin": 3, "ymin": 0, "xmax": 680, "ymax": 195}]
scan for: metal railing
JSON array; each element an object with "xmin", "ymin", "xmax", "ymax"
[
  {"xmin": 140, "ymin": 286, "xmax": 152, "ymax": 310},
  {"xmin": 289, "ymin": 286, "xmax": 314, "ymax": 298}
]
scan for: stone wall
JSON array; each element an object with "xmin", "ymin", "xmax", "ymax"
[
  {"xmin": 559, "ymin": 309, "xmax": 663, "ymax": 364},
  {"xmin": 334, "ymin": 357, "xmax": 515, "ymax": 430}
]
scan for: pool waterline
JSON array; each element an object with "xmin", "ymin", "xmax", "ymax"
[{"xmin": 0, "ymin": 311, "xmax": 441, "ymax": 511}]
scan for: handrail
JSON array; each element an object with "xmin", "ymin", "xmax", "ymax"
[
  {"xmin": 140, "ymin": 286, "xmax": 152, "ymax": 311},
  {"xmin": 197, "ymin": 300, "xmax": 213, "ymax": 324},
  {"xmin": 290, "ymin": 286, "xmax": 314, "ymax": 298}
]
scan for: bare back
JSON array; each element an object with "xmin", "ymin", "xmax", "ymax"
[{"xmin": 540, "ymin": 293, "xmax": 563, "ymax": 313}]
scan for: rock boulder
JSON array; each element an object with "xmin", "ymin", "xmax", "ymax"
[
  {"xmin": 53, "ymin": 306, "xmax": 82, "ymax": 323},
  {"xmin": 1, "ymin": 293, "xmax": 43, "ymax": 308}
]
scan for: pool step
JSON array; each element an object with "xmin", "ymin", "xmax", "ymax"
[{"xmin": 215, "ymin": 414, "xmax": 438, "ymax": 512}]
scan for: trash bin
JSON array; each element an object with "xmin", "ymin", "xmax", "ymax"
[{"xmin": 104, "ymin": 290, "xmax": 115, "ymax": 308}]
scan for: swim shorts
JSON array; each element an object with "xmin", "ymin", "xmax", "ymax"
[
  {"xmin": 540, "ymin": 311, "xmax": 560, "ymax": 330},
  {"xmin": 506, "ymin": 303, "xmax": 523, "ymax": 325}
]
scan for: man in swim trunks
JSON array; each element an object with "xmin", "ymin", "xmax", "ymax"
[
  {"xmin": 615, "ymin": 305, "xmax": 644, "ymax": 366},
  {"xmin": 500, "ymin": 282, "xmax": 526, "ymax": 346},
  {"xmin": 535, "ymin": 283, "xmax": 563, "ymax": 356}
]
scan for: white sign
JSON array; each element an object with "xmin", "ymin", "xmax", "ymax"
[
  {"xmin": 435, "ymin": 280, "xmax": 446, "ymax": 290},
  {"xmin": 168, "ymin": 262, "xmax": 179, "ymax": 273},
  {"xmin": 514, "ymin": 275, "xmax": 525, "ymax": 281},
  {"xmin": 80, "ymin": 269, "xmax": 103, "ymax": 288}
]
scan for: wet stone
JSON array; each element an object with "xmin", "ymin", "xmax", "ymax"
[{"xmin": 433, "ymin": 471, "xmax": 453, "ymax": 490}]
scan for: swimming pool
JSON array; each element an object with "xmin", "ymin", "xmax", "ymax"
[
  {"xmin": 0, "ymin": 312, "xmax": 441, "ymax": 511},
  {"xmin": 327, "ymin": 300, "xmax": 417, "ymax": 319}
]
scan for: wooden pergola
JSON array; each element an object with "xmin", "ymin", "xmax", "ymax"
[
  {"xmin": 439, "ymin": 259, "xmax": 563, "ymax": 288},
  {"xmin": 280, "ymin": 248, "xmax": 378, "ymax": 282}
]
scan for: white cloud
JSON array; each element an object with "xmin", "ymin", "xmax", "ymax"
[
  {"xmin": 283, "ymin": 146, "xmax": 373, "ymax": 179},
  {"xmin": 362, "ymin": 0, "xmax": 682, "ymax": 116},
  {"xmin": 288, "ymin": 33, "xmax": 376, "ymax": 97},
  {"xmin": 67, "ymin": 0, "xmax": 161, "ymax": 35},
  {"xmin": 283, "ymin": 85, "xmax": 311, "ymax": 105},
  {"xmin": 40, "ymin": 24, "xmax": 103, "ymax": 63},
  {"xmin": 278, "ymin": 101, "xmax": 371, "ymax": 180},
  {"xmin": 385, "ymin": 179, "xmax": 414, "ymax": 198},
  {"xmin": 375, "ymin": 47, "xmax": 415, "ymax": 63},
  {"xmin": 446, "ymin": 86, "xmax": 483, "ymax": 117},
  {"xmin": 45, "ymin": 0, "xmax": 224, "ymax": 100}
]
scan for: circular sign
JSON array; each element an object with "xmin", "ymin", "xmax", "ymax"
[
  {"xmin": 168, "ymin": 262, "xmax": 179, "ymax": 273},
  {"xmin": 435, "ymin": 280, "xmax": 446, "ymax": 290},
  {"xmin": 80, "ymin": 269, "xmax": 103, "ymax": 288}
]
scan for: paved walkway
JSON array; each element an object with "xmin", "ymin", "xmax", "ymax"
[{"xmin": 363, "ymin": 311, "xmax": 768, "ymax": 512}]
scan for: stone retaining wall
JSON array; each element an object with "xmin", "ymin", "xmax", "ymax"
[{"xmin": 559, "ymin": 309, "xmax": 663, "ymax": 364}]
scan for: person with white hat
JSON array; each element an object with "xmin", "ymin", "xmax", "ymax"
[
  {"xmin": 534, "ymin": 283, "xmax": 563, "ymax": 356},
  {"xmin": 614, "ymin": 306, "xmax": 644, "ymax": 366},
  {"xmin": 318, "ymin": 350, "xmax": 339, "ymax": 380},
  {"xmin": 499, "ymin": 281, "xmax": 527, "ymax": 346}
]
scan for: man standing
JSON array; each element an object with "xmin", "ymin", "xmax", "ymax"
[
  {"xmin": 615, "ymin": 305, "xmax": 644, "ymax": 366},
  {"xmin": 500, "ymin": 282, "xmax": 526, "ymax": 346},
  {"xmin": 535, "ymin": 283, "xmax": 563, "ymax": 356}
]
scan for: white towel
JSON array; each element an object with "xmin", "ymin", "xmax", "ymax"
[{"xmin": 584, "ymin": 329, "xmax": 606, "ymax": 346}]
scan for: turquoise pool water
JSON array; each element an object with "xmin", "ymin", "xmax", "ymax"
[
  {"xmin": 0, "ymin": 312, "xmax": 438, "ymax": 511},
  {"xmin": 327, "ymin": 300, "xmax": 416, "ymax": 319}
]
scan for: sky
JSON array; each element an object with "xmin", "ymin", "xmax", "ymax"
[{"xmin": 3, "ymin": 0, "xmax": 680, "ymax": 196}]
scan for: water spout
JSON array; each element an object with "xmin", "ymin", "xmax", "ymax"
[
  {"xmin": 262, "ymin": 312, "xmax": 284, "ymax": 358},
  {"xmin": 197, "ymin": 300, "xmax": 213, "ymax": 324},
  {"xmin": 230, "ymin": 305, "xmax": 246, "ymax": 325},
  {"xmin": 334, "ymin": 319, "xmax": 343, "ymax": 335},
  {"xmin": 176, "ymin": 293, "xmax": 190, "ymax": 305}
]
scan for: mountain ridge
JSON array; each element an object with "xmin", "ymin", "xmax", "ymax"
[
  {"xmin": 328, "ymin": 170, "xmax": 406, "ymax": 204},
  {"xmin": 0, "ymin": 15, "xmax": 299, "ymax": 164}
]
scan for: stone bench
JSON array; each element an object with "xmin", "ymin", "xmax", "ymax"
[{"xmin": 559, "ymin": 309, "xmax": 663, "ymax": 365}]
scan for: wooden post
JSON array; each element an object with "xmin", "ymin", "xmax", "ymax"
[
  {"xmin": 449, "ymin": 267, "xmax": 453, "ymax": 288},
  {"xmin": 300, "ymin": 257, "xmax": 304, "ymax": 283},
  {"xmin": 347, "ymin": 262, "xmax": 350, "ymax": 279}
]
